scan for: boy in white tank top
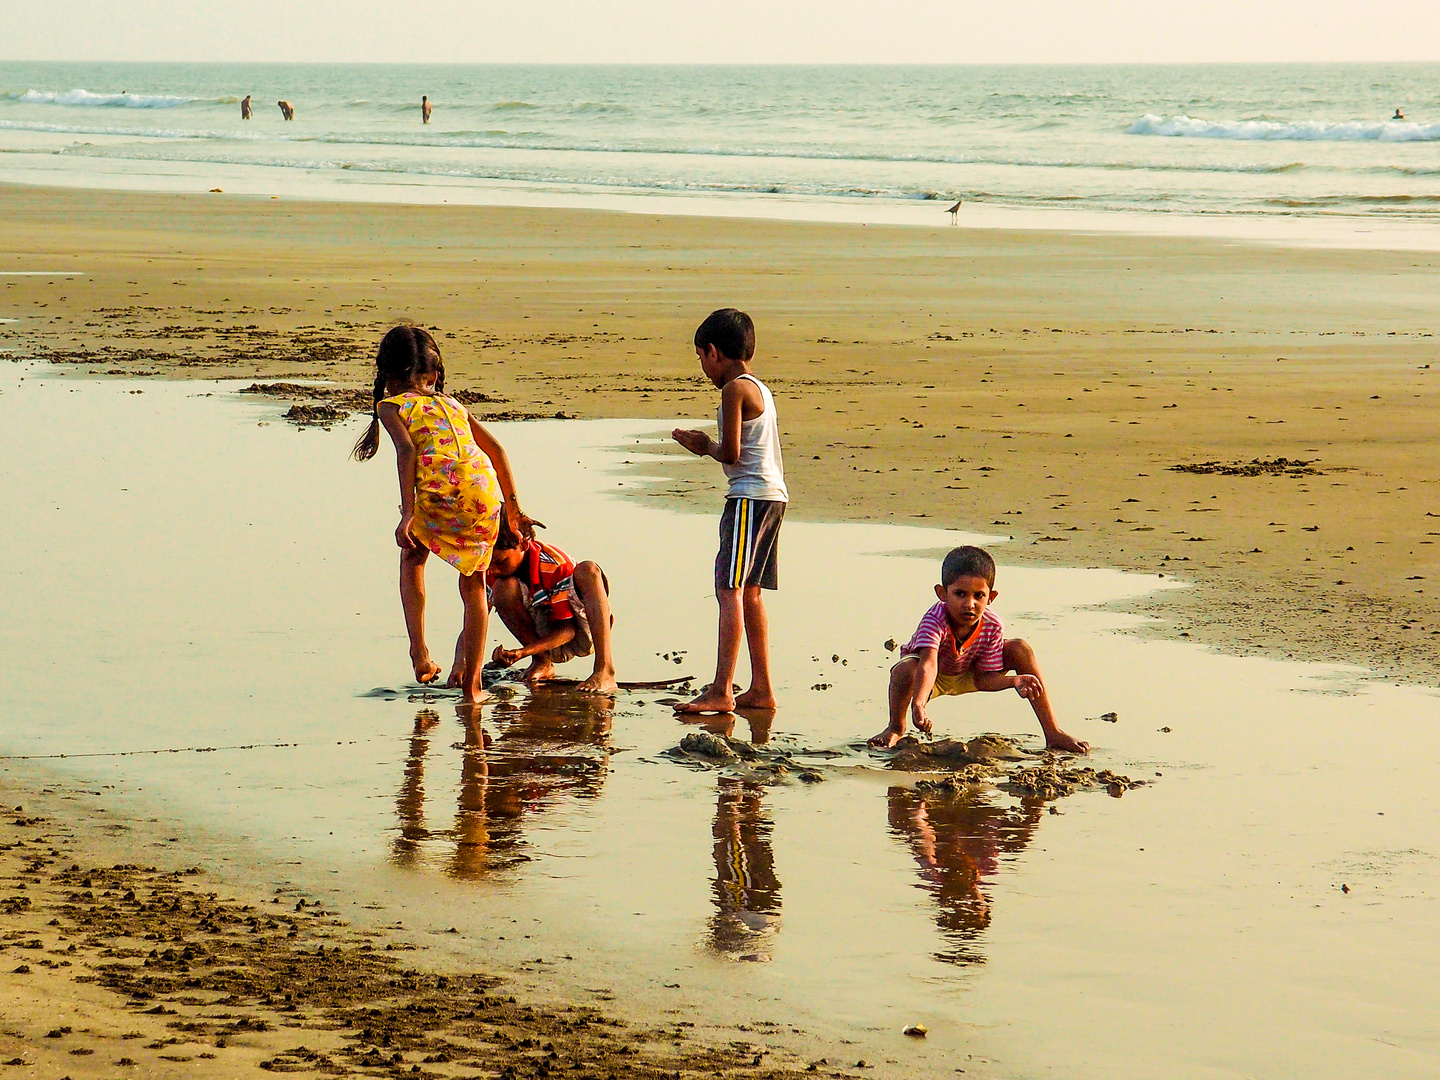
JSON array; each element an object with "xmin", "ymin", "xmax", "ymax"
[{"xmin": 672, "ymin": 308, "xmax": 788, "ymax": 714}]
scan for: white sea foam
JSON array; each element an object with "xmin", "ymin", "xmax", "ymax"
[
  {"xmin": 1128, "ymin": 113, "xmax": 1440, "ymax": 142},
  {"xmin": 10, "ymin": 88, "xmax": 197, "ymax": 109}
]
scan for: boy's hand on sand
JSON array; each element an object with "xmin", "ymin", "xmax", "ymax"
[
  {"xmin": 1014, "ymin": 674, "xmax": 1043, "ymax": 700},
  {"xmin": 395, "ymin": 515, "xmax": 418, "ymax": 549},
  {"xmin": 910, "ymin": 702, "xmax": 931, "ymax": 735},
  {"xmin": 671, "ymin": 428, "xmax": 711, "ymax": 456},
  {"xmin": 491, "ymin": 645, "xmax": 522, "ymax": 668}
]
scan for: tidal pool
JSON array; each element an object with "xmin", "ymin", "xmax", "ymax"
[{"xmin": 1, "ymin": 368, "xmax": 1436, "ymax": 1079}]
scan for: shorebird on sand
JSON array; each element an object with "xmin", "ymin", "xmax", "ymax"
[{"xmin": 946, "ymin": 199, "xmax": 962, "ymax": 224}]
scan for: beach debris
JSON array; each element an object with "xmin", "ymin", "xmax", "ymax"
[
  {"xmin": 890, "ymin": 733, "xmax": 1032, "ymax": 770},
  {"xmin": 903, "ymin": 1023, "xmax": 928, "ymax": 1038},
  {"xmin": 677, "ymin": 732, "xmax": 739, "ymax": 762},
  {"xmin": 1004, "ymin": 764, "xmax": 1141, "ymax": 800},
  {"xmin": 1159, "ymin": 726, "xmax": 1173, "ymax": 733},
  {"xmin": 810, "ymin": 683, "xmax": 832, "ymax": 691},
  {"xmin": 282, "ymin": 403, "xmax": 350, "ymax": 427},
  {"xmin": 1100, "ymin": 712, "xmax": 1119, "ymax": 723},
  {"xmin": 884, "ymin": 638, "xmax": 897, "ymax": 652},
  {"xmin": 1169, "ymin": 457, "xmax": 1323, "ymax": 477}
]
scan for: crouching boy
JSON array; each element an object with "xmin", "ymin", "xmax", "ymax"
[
  {"xmin": 869, "ymin": 545, "xmax": 1088, "ymax": 753},
  {"xmin": 481, "ymin": 514, "xmax": 617, "ymax": 695}
]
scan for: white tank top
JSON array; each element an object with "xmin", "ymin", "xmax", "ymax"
[{"xmin": 722, "ymin": 374, "xmax": 788, "ymax": 502}]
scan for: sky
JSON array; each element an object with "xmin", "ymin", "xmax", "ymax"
[{"xmin": 8, "ymin": 0, "xmax": 1440, "ymax": 65}]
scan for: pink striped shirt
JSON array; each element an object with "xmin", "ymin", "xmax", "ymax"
[{"xmin": 902, "ymin": 604, "xmax": 1005, "ymax": 677}]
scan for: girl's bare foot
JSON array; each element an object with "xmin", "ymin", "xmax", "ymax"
[
  {"xmin": 1045, "ymin": 729, "xmax": 1090, "ymax": 754},
  {"xmin": 733, "ymin": 688, "xmax": 777, "ymax": 709},
  {"xmin": 674, "ymin": 684, "xmax": 735, "ymax": 714}
]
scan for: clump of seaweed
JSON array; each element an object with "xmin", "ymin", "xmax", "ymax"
[{"xmin": 1169, "ymin": 457, "xmax": 1322, "ymax": 477}]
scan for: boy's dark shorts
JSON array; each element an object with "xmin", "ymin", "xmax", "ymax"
[{"xmin": 715, "ymin": 497, "xmax": 785, "ymax": 592}]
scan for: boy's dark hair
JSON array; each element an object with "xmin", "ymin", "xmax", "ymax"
[
  {"xmin": 941, "ymin": 546, "xmax": 997, "ymax": 589},
  {"xmin": 694, "ymin": 308, "xmax": 755, "ymax": 362},
  {"xmin": 351, "ymin": 325, "xmax": 446, "ymax": 462}
]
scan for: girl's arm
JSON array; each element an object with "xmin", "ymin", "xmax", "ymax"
[
  {"xmin": 379, "ymin": 403, "xmax": 419, "ymax": 549},
  {"xmin": 469, "ymin": 416, "xmax": 539, "ymax": 535}
]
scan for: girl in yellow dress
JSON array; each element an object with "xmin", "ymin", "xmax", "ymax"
[{"xmin": 352, "ymin": 326, "xmax": 530, "ymax": 703}]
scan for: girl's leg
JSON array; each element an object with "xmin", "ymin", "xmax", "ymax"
[
  {"xmin": 400, "ymin": 545, "xmax": 442, "ymax": 683},
  {"xmin": 457, "ymin": 571, "xmax": 492, "ymax": 704}
]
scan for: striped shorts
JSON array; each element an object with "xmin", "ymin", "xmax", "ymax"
[{"xmin": 715, "ymin": 497, "xmax": 786, "ymax": 592}]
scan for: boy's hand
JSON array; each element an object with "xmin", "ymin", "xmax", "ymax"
[
  {"xmin": 1013, "ymin": 674, "xmax": 1043, "ymax": 700},
  {"xmin": 395, "ymin": 515, "xmax": 418, "ymax": 549},
  {"xmin": 910, "ymin": 701, "xmax": 932, "ymax": 736},
  {"xmin": 671, "ymin": 428, "xmax": 712, "ymax": 457},
  {"xmin": 491, "ymin": 644, "xmax": 522, "ymax": 668}
]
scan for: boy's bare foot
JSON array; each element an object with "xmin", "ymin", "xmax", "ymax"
[
  {"xmin": 576, "ymin": 669, "xmax": 618, "ymax": 695},
  {"xmin": 461, "ymin": 688, "xmax": 494, "ymax": 705},
  {"xmin": 1046, "ymin": 729, "xmax": 1091, "ymax": 754},
  {"xmin": 674, "ymin": 685, "xmax": 736, "ymax": 714},
  {"xmin": 867, "ymin": 727, "xmax": 904, "ymax": 749},
  {"xmin": 522, "ymin": 659, "xmax": 557, "ymax": 685},
  {"xmin": 733, "ymin": 688, "xmax": 777, "ymax": 709},
  {"xmin": 412, "ymin": 657, "xmax": 443, "ymax": 685}
]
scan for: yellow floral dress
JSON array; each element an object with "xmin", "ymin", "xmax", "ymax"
[{"xmin": 381, "ymin": 391, "xmax": 503, "ymax": 575}]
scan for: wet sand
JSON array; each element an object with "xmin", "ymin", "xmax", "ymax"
[
  {"xmin": 3, "ymin": 183, "xmax": 1438, "ymax": 685},
  {"xmin": 3, "ymin": 374, "xmax": 1439, "ymax": 1079}
]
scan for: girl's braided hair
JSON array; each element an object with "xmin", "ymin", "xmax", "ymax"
[{"xmin": 351, "ymin": 325, "xmax": 446, "ymax": 462}]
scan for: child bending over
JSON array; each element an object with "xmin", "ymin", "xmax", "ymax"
[
  {"xmin": 481, "ymin": 513, "xmax": 618, "ymax": 695},
  {"xmin": 869, "ymin": 546, "xmax": 1089, "ymax": 753}
]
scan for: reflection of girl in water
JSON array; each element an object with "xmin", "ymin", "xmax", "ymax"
[
  {"xmin": 391, "ymin": 697, "xmax": 612, "ymax": 879},
  {"xmin": 708, "ymin": 778, "xmax": 782, "ymax": 959},
  {"xmin": 886, "ymin": 786, "xmax": 1043, "ymax": 965}
]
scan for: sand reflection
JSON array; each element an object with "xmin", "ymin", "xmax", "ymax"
[
  {"xmin": 391, "ymin": 689, "xmax": 613, "ymax": 878},
  {"xmin": 886, "ymin": 786, "xmax": 1045, "ymax": 966}
]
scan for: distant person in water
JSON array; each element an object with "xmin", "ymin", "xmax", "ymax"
[
  {"xmin": 869, "ymin": 546, "xmax": 1089, "ymax": 753},
  {"xmin": 481, "ymin": 512, "xmax": 618, "ymax": 694},
  {"xmin": 422, "ymin": 95, "xmax": 432, "ymax": 124},
  {"xmin": 241, "ymin": 95, "xmax": 252, "ymax": 120},
  {"xmin": 277, "ymin": 100, "xmax": 294, "ymax": 121},
  {"xmin": 1394, "ymin": 108, "xmax": 1405, "ymax": 120}
]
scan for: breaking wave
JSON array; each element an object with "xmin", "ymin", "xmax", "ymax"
[
  {"xmin": 7, "ymin": 88, "xmax": 203, "ymax": 109},
  {"xmin": 1128, "ymin": 113, "xmax": 1440, "ymax": 142}
]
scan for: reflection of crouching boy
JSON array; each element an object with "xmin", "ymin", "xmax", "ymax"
[
  {"xmin": 869, "ymin": 546, "xmax": 1088, "ymax": 753},
  {"xmin": 482, "ymin": 514, "xmax": 617, "ymax": 694}
]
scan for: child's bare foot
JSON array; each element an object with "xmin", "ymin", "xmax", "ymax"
[
  {"xmin": 522, "ymin": 659, "xmax": 557, "ymax": 685},
  {"xmin": 733, "ymin": 688, "xmax": 777, "ymax": 709},
  {"xmin": 674, "ymin": 684, "xmax": 735, "ymax": 714},
  {"xmin": 576, "ymin": 669, "xmax": 618, "ymax": 695},
  {"xmin": 1046, "ymin": 729, "xmax": 1090, "ymax": 754},
  {"xmin": 412, "ymin": 656, "xmax": 443, "ymax": 685},
  {"xmin": 867, "ymin": 727, "xmax": 904, "ymax": 749},
  {"xmin": 461, "ymin": 687, "xmax": 494, "ymax": 705}
]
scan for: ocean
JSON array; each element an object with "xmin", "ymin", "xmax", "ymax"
[{"xmin": 2, "ymin": 61, "xmax": 1439, "ymax": 235}]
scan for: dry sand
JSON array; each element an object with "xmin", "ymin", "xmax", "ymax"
[{"xmin": 6, "ymin": 184, "xmax": 1436, "ymax": 683}]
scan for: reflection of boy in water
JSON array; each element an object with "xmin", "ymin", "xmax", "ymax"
[
  {"xmin": 477, "ymin": 512, "xmax": 618, "ymax": 694},
  {"xmin": 709, "ymin": 777, "xmax": 782, "ymax": 959},
  {"xmin": 887, "ymin": 786, "xmax": 1043, "ymax": 965}
]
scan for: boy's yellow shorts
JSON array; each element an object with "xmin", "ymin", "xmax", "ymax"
[{"xmin": 927, "ymin": 672, "xmax": 978, "ymax": 700}]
